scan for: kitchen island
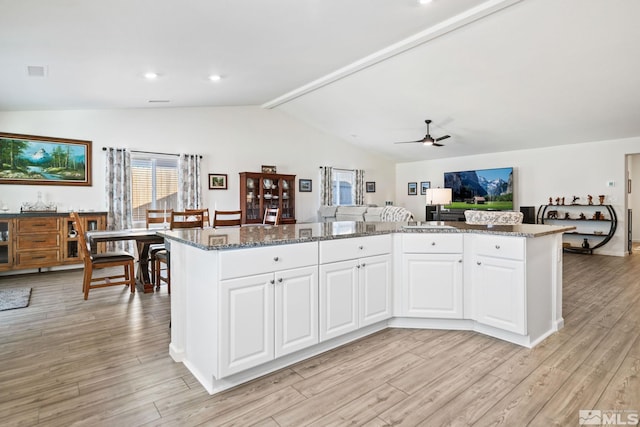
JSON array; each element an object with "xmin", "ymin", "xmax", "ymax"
[{"xmin": 159, "ymin": 220, "xmax": 573, "ymax": 395}]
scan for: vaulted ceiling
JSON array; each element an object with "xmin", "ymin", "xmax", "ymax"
[{"xmin": 2, "ymin": 0, "xmax": 639, "ymax": 162}]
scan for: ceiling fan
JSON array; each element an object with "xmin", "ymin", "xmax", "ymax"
[{"xmin": 394, "ymin": 119, "xmax": 450, "ymax": 146}]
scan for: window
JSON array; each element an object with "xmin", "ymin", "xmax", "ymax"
[
  {"xmin": 131, "ymin": 154, "xmax": 178, "ymax": 223},
  {"xmin": 332, "ymin": 169, "xmax": 355, "ymax": 206}
]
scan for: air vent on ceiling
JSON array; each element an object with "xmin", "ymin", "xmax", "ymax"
[{"xmin": 27, "ymin": 65, "xmax": 47, "ymax": 77}]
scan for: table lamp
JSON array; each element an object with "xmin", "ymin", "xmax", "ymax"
[{"xmin": 426, "ymin": 188, "xmax": 452, "ymax": 221}]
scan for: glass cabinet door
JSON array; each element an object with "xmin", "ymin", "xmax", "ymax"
[
  {"xmin": 245, "ymin": 175, "xmax": 260, "ymax": 221},
  {"xmin": 64, "ymin": 217, "xmax": 80, "ymax": 261},
  {"xmin": 280, "ymin": 177, "xmax": 295, "ymax": 221},
  {"xmin": 0, "ymin": 220, "xmax": 12, "ymax": 268}
]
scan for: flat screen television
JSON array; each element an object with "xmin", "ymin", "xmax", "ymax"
[{"xmin": 444, "ymin": 167, "xmax": 513, "ymax": 210}]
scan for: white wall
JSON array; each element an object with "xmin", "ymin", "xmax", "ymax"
[
  {"xmin": 0, "ymin": 106, "xmax": 395, "ymax": 223},
  {"xmin": 396, "ymin": 137, "xmax": 640, "ymax": 256}
]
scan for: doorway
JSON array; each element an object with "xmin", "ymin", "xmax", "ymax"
[{"xmin": 627, "ymin": 154, "xmax": 640, "ymax": 255}]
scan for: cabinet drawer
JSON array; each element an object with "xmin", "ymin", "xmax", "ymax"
[
  {"xmin": 16, "ymin": 233, "xmax": 60, "ymax": 250},
  {"xmin": 220, "ymin": 242, "xmax": 318, "ymax": 280},
  {"xmin": 319, "ymin": 234, "xmax": 391, "ymax": 264},
  {"xmin": 473, "ymin": 235, "xmax": 524, "ymax": 260},
  {"xmin": 402, "ymin": 233, "xmax": 463, "ymax": 253},
  {"xmin": 17, "ymin": 217, "xmax": 59, "ymax": 233},
  {"xmin": 16, "ymin": 250, "xmax": 61, "ymax": 266}
]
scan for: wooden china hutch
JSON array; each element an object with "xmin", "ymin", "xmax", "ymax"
[{"xmin": 239, "ymin": 172, "xmax": 296, "ymax": 224}]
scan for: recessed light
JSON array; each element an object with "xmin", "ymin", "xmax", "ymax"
[
  {"xmin": 144, "ymin": 72, "xmax": 159, "ymax": 80},
  {"xmin": 209, "ymin": 74, "xmax": 222, "ymax": 82},
  {"xmin": 27, "ymin": 65, "xmax": 47, "ymax": 77},
  {"xmin": 418, "ymin": 0, "xmax": 433, "ymax": 4}
]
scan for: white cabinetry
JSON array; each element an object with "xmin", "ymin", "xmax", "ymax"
[
  {"xmin": 468, "ymin": 235, "xmax": 526, "ymax": 335},
  {"xmin": 219, "ymin": 242, "xmax": 318, "ymax": 377},
  {"xmin": 319, "ymin": 235, "xmax": 392, "ymax": 341},
  {"xmin": 401, "ymin": 234, "xmax": 463, "ymax": 318}
]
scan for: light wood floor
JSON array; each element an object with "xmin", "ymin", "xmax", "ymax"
[{"xmin": 1, "ymin": 252, "xmax": 639, "ymax": 426}]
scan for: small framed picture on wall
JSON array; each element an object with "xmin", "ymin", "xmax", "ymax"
[
  {"xmin": 299, "ymin": 179, "xmax": 312, "ymax": 192},
  {"xmin": 366, "ymin": 182, "xmax": 376, "ymax": 193},
  {"xmin": 420, "ymin": 181, "xmax": 431, "ymax": 195},
  {"xmin": 208, "ymin": 173, "xmax": 228, "ymax": 190},
  {"xmin": 408, "ymin": 182, "xmax": 417, "ymax": 195}
]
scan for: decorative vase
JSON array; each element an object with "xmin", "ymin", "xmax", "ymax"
[{"xmin": 582, "ymin": 238, "xmax": 590, "ymax": 249}]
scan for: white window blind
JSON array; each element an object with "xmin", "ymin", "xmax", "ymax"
[{"xmin": 131, "ymin": 155, "xmax": 178, "ymax": 222}]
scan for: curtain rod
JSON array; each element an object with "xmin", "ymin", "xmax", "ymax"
[
  {"xmin": 319, "ymin": 166, "xmax": 354, "ymax": 171},
  {"xmin": 102, "ymin": 147, "xmax": 202, "ymax": 158}
]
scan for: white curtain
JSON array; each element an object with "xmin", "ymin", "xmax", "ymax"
[
  {"xmin": 354, "ymin": 169, "xmax": 365, "ymax": 206},
  {"xmin": 320, "ymin": 166, "xmax": 333, "ymax": 206},
  {"xmin": 104, "ymin": 147, "xmax": 133, "ymax": 253},
  {"xmin": 178, "ymin": 154, "xmax": 202, "ymax": 210}
]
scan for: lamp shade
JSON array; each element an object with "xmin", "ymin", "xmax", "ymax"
[{"xmin": 426, "ymin": 188, "xmax": 452, "ymax": 206}]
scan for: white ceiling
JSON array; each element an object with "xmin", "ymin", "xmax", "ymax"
[{"xmin": 1, "ymin": 0, "xmax": 640, "ymax": 162}]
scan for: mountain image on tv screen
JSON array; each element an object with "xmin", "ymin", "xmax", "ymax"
[{"xmin": 444, "ymin": 167, "xmax": 513, "ymax": 210}]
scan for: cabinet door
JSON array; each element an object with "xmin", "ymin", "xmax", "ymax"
[
  {"xmin": 474, "ymin": 255, "xmax": 526, "ymax": 334},
  {"xmin": 219, "ymin": 273, "xmax": 274, "ymax": 377},
  {"xmin": 274, "ymin": 266, "xmax": 318, "ymax": 357},
  {"xmin": 402, "ymin": 253, "xmax": 463, "ymax": 318},
  {"xmin": 319, "ymin": 260, "xmax": 359, "ymax": 341},
  {"xmin": 0, "ymin": 220, "xmax": 13, "ymax": 270},
  {"xmin": 359, "ymin": 254, "xmax": 392, "ymax": 326}
]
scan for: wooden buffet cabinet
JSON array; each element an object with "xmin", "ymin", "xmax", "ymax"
[
  {"xmin": 239, "ymin": 172, "xmax": 296, "ymax": 224},
  {"xmin": 0, "ymin": 212, "xmax": 106, "ymax": 272}
]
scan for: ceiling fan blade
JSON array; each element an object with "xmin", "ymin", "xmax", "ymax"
[
  {"xmin": 435, "ymin": 135, "xmax": 451, "ymax": 142},
  {"xmin": 432, "ymin": 142, "xmax": 444, "ymax": 147},
  {"xmin": 394, "ymin": 139, "xmax": 424, "ymax": 144}
]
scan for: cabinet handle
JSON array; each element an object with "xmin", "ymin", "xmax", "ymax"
[
  {"xmin": 477, "ymin": 261, "xmax": 481, "ymax": 265},
  {"xmin": 270, "ymin": 279, "xmax": 275, "ymax": 285},
  {"xmin": 431, "ymin": 242, "xmax": 436, "ymax": 246},
  {"xmin": 356, "ymin": 264, "xmax": 361, "ymax": 269},
  {"xmin": 458, "ymin": 259, "xmax": 463, "ymax": 263},
  {"xmin": 273, "ymin": 256, "xmax": 279, "ymax": 262},
  {"xmin": 358, "ymin": 246, "xmax": 364, "ymax": 250},
  {"xmin": 361, "ymin": 263, "xmax": 366, "ymax": 267},
  {"xmin": 278, "ymin": 277, "xmax": 283, "ymax": 283},
  {"xmin": 33, "ymin": 240, "xmax": 46, "ymax": 243},
  {"xmin": 495, "ymin": 245, "xmax": 501, "ymax": 249}
]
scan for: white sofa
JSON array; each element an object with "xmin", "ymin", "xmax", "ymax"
[{"xmin": 319, "ymin": 205, "xmax": 414, "ymax": 222}]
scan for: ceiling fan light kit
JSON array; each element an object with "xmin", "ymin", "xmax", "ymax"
[{"xmin": 394, "ymin": 119, "xmax": 450, "ymax": 147}]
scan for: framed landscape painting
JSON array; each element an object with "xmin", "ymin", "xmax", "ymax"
[
  {"xmin": 420, "ymin": 181, "xmax": 431, "ymax": 195},
  {"xmin": 408, "ymin": 182, "xmax": 417, "ymax": 195},
  {"xmin": 0, "ymin": 132, "xmax": 92, "ymax": 186},
  {"xmin": 208, "ymin": 173, "xmax": 228, "ymax": 190}
]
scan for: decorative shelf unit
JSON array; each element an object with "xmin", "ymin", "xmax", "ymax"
[
  {"xmin": 537, "ymin": 204, "xmax": 617, "ymax": 254},
  {"xmin": 240, "ymin": 172, "xmax": 296, "ymax": 224}
]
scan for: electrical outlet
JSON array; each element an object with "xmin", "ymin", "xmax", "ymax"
[{"xmin": 607, "ymin": 181, "xmax": 615, "ymax": 187}]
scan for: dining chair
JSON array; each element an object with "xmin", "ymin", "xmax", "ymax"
[
  {"xmin": 71, "ymin": 212, "xmax": 136, "ymax": 300},
  {"xmin": 146, "ymin": 208, "xmax": 172, "ymax": 228},
  {"xmin": 155, "ymin": 210, "xmax": 205, "ymax": 292},
  {"xmin": 263, "ymin": 208, "xmax": 280, "ymax": 225},
  {"xmin": 146, "ymin": 208, "xmax": 172, "ymax": 287},
  {"xmin": 213, "ymin": 210, "xmax": 242, "ymax": 227},
  {"xmin": 186, "ymin": 208, "xmax": 210, "ymax": 227}
]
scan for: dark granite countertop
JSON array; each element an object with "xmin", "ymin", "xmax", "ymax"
[{"xmin": 157, "ymin": 221, "xmax": 575, "ymax": 251}]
